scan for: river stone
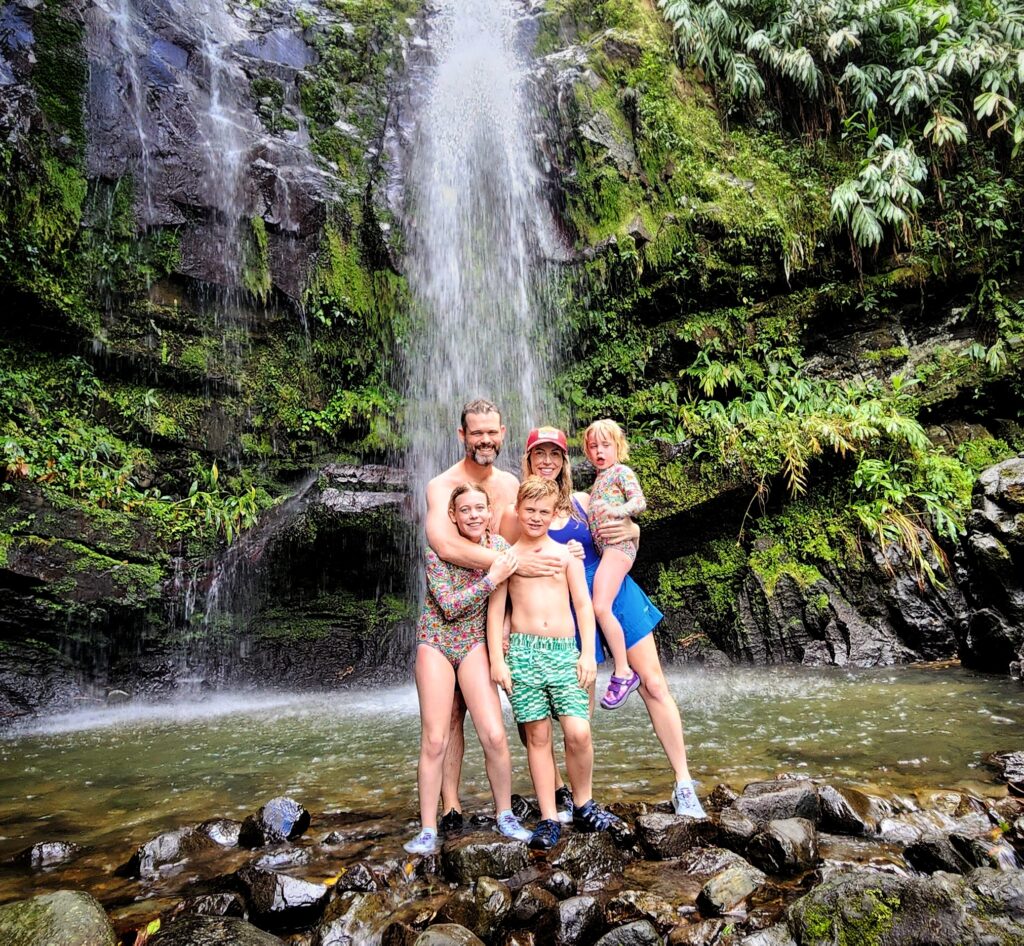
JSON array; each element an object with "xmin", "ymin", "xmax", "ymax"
[
  {"xmin": 676, "ymin": 845, "xmax": 757, "ymax": 877},
  {"xmin": 442, "ymin": 836, "xmax": 530, "ymax": 884},
  {"xmin": 173, "ymin": 893, "xmax": 247, "ymax": 918},
  {"xmin": 707, "ymin": 784, "xmax": 740, "ymax": 810},
  {"xmin": 635, "ymin": 813, "xmax": 714, "ymax": 859},
  {"xmin": 715, "ymin": 807, "xmax": 758, "ymax": 852},
  {"xmin": 413, "ymin": 925, "xmax": 485, "ymax": 946},
  {"xmin": 500, "ymin": 933, "xmax": 536, "ymax": 946},
  {"xmin": 238, "ymin": 797, "xmax": 311, "ymax": 847},
  {"xmin": 593, "ymin": 920, "xmax": 661, "ymax": 946},
  {"xmin": 255, "ymin": 847, "xmax": 313, "ymax": 870},
  {"xmin": 314, "ymin": 890, "xmax": 397, "ymax": 946},
  {"xmin": 817, "ymin": 784, "xmax": 887, "ymax": 835},
  {"xmin": 986, "ymin": 749, "xmax": 1024, "ymax": 783},
  {"xmin": 335, "ymin": 861, "xmax": 379, "ymax": 892},
  {"xmin": 669, "ymin": 920, "xmax": 727, "ymax": 945},
  {"xmin": 555, "ymin": 895, "xmax": 602, "ymax": 946},
  {"xmin": 150, "ymin": 914, "xmax": 284, "ymax": 945},
  {"xmin": 439, "ymin": 878, "xmax": 512, "ymax": 941},
  {"xmin": 552, "ymin": 832, "xmax": 626, "ymax": 882},
  {"xmin": 697, "ymin": 864, "xmax": 764, "ymax": 916},
  {"xmin": 788, "ymin": 866, "xmax": 1024, "ymax": 944},
  {"xmin": 542, "ymin": 870, "xmax": 577, "ymax": 900},
  {"xmin": 0, "ymin": 890, "xmax": 116, "ymax": 946},
  {"xmin": 122, "ymin": 826, "xmax": 218, "ymax": 878},
  {"xmin": 904, "ymin": 832, "xmax": 1005, "ymax": 874},
  {"xmin": 235, "ymin": 866, "xmax": 328, "ymax": 929},
  {"xmin": 198, "ymin": 819, "xmax": 242, "ymax": 847},
  {"xmin": 10, "ymin": 840, "xmax": 82, "ymax": 869},
  {"xmin": 508, "ymin": 883, "xmax": 558, "ymax": 931},
  {"xmin": 734, "ymin": 780, "xmax": 820, "ymax": 824},
  {"xmin": 604, "ymin": 890, "xmax": 678, "ymax": 932},
  {"xmin": 738, "ymin": 925, "xmax": 797, "ymax": 946},
  {"xmin": 747, "ymin": 818, "xmax": 819, "ymax": 875}
]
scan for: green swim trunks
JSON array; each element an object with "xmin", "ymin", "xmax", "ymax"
[{"xmin": 507, "ymin": 633, "xmax": 589, "ymax": 723}]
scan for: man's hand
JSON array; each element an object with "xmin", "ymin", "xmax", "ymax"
[
  {"xmin": 594, "ymin": 516, "xmax": 637, "ymax": 546},
  {"xmin": 515, "ymin": 548, "xmax": 563, "ymax": 577},
  {"xmin": 576, "ymin": 654, "xmax": 596, "ymax": 690},
  {"xmin": 491, "ymin": 658, "xmax": 513, "ymax": 694}
]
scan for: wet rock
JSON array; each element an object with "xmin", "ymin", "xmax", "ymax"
[
  {"xmin": 788, "ymin": 867, "xmax": 1024, "ymax": 945},
  {"xmin": 697, "ymin": 864, "xmax": 765, "ymax": 915},
  {"xmin": 817, "ymin": 784, "xmax": 887, "ymax": 835},
  {"xmin": 314, "ymin": 890, "xmax": 398, "ymax": 946},
  {"xmin": 150, "ymin": 914, "xmax": 284, "ymax": 945},
  {"xmin": 714, "ymin": 808, "xmax": 758, "ymax": 853},
  {"xmin": 542, "ymin": 870, "xmax": 577, "ymax": 900},
  {"xmin": 173, "ymin": 893, "xmax": 248, "ymax": 919},
  {"xmin": 508, "ymin": 883, "xmax": 558, "ymax": 933},
  {"xmin": 234, "ymin": 866, "xmax": 328, "ymax": 929},
  {"xmin": 635, "ymin": 813, "xmax": 714, "ymax": 859},
  {"xmin": 734, "ymin": 780, "xmax": 820, "ymax": 824},
  {"xmin": 555, "ymin": 895, "xmax": 603, "ymax": 946},
  {"xmin": 334, "ymin": 862, "xmax": 379, "ymax": 893},
  {"xmin": 238, "ymin": 797, "xmax": 311, "ymax": 847},
  {"xmin": 594, "ymin": 920, "xmax": 661, "ymax": 946},
  {"xmin": 499, "ymin": 933, "xmax": 536, "ymax": 946},
  {"xmin": 985, "ymin": 749, "xmax": 1024, "ymax": 784},
  {"xmin": 904, "ymin": 832, "xmax": 1007, "ymax": 874},
  {"xmin": 438, "ymin": 878, "xmax": 512, "ymax": 942},
  {"xmin": 706, "ymin": 784, "xmax": 739, "ymax": 811},
  {"xmin": 747, "ymin": 819, "xmax": 819, "ymax": 875},
  {"xmin": 199, "ymin": 819, "xmax": 242, "ymax": 847},
  {"xmin": 604, "ymin": 890, "xmax": 678, "ymax": 932},
  {"xmin": 0, "ymin": 889, "xmax": 116, "ymax": 946},
  {"xmin": 121, "ymin": 826, "xmax": 218, "ymax": 878},
  {"xmin": 442, "ymin": 836, "xmax": 530, "ymax": 884},
  {"xmin": 9, "ymin": 840, "xmax": 82, "ymax": 869},
  {"xmin": 552, "ymin": 832, "xmax": 626, "ymax": 882},
  {"xmin": 255, "ymin": 848, "xmax": 313, "ymax": 870},
  {"xmin": 669, "ymin": 920, "xmax": 727, "ymax": 944},
  {"xmin": 413, "ymin": 926, "xmax": 485, "ymax": 946},
  {"xmin": 738, "ymin": 925, "xmax": 797, "ymax": 946},
  {"xmin": 676, "ymin": 846, "xmax": 754, "ymax": 876}
]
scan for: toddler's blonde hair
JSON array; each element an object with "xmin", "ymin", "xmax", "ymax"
[{"xmin": 583, "ymin": 418, "xmax": 630, "ymax": 463}]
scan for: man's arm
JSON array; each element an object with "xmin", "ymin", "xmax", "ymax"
[
  {"xmin": 425, "ymin": 477, "xmax": 498, "ymax": 569},
  {"xmin": 486, "ymin": 583, "xmax": 512, "ymax": 693},
  {"xmin": 567, "ymin": 558, "xmax": 596, "ymax": 689}
]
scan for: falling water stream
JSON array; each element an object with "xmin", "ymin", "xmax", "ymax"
[{"xmin": 400, "ymin": 0, "xmax": 563, "ymax": 505}]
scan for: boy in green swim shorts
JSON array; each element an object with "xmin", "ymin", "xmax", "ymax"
[{"xmin": 487, "ymin": 476, "xmax": 620, "ymax": 850}]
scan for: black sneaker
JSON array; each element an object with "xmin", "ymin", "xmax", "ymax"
[
  {"xmin": 555, "ymin": 785, "xmax": 574, "ymax": 825},
  {"xmin": 438, "ymin": 808, "xmax": 464, "ymax": 834},
  {"xmin": 528, "ymin": 819, "xmax": 562, "ymax": 851},
  {"xmin": 572, "ymin": 799, "xmax": 620, "ymax": 833}
]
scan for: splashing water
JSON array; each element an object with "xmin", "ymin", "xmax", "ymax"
[{"xmin": 399, "ymin": 0, "xmax": 564, "ymax": 511}]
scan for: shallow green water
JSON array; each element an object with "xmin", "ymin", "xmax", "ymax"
[{"xmin": 1, "ymin": 664, "xmax": 1022, "ymax": 906}]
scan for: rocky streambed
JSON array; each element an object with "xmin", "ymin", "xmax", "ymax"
[{"xmin": 4, "ymin": 761, "xmax": 1024, "ymax": 946}]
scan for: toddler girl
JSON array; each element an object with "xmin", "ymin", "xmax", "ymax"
[{"xmin": 584, "ymin": 419, "xmax": 646, "ymax": 709}]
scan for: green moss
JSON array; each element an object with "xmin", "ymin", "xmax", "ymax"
[
  {"xmin": 243, "ymin": 215, "xmax": 272, "ymax": 302},
  {"xmin": 657, "ymin": 538, "xmax": 748, "ymax": 618},
  {"xmin": 796, "ymin": 887, "xmax": 900, "ymax": 946},
  {"xmin": 958, "ymin": 437, "xmax": 1016, "ymax": 473},
  {"xmin": 748, "ymin": 544, "xmax": 823, "ymax": 595},
  {"xmin": 0, "ymin": 531, "xmax": 12, "ymax": 568},
  {"xmin": 863, "ymin": 345, "xmax": 910, "ymax": 363},
  {"xmin": 31, "ymin": 0, "xmax": 88, "ymax": 150}
]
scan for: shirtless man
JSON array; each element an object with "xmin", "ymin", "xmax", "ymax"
[
  {"xmin": 486, "ymin": 476, "xmax": 618, "ymax": 849},
  {"xmin": 425, "ymin": 398, "xmax": 564, "ymax": 830}
]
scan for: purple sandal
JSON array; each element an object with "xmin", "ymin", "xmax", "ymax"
[{"xmin": 600, "ymin": 670, "xmax": 640, "ymax": 709}]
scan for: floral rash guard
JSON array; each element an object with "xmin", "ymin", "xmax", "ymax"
[
  {"xmin": 588, "ymin": 463, "xmax": 646, "ymax": 561},
  {"xmin": 416, "ymin": 533, "xmax": 511, "ymax": 669}
]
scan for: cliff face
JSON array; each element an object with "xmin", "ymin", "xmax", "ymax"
[{"xmin": 1, "ymin": 0, "xmax": 1022, "ymax": 716}]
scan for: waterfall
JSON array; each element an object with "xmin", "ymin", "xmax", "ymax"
[{"xmin": 399, "ymin": 0, "xmax": 564, "ymax": 511}]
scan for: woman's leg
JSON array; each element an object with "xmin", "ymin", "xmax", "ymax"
[
  {"xmin": 627, "ymin": 634, "xmax": 691, "ymax": 781},
  {"xmin": 414, "ymin": 645, "xmax": 457, "ymax": 829},
  {"xmin": 457, "ymin": 643, "xmax": 514, "ymax": 813},
  {"xmin": 591, "ymin": 549, "xmax": 634, "ymax": 680}
]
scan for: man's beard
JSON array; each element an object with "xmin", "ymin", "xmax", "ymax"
[{"xmin": 468, "ymin": 443, "xmax": 501, "ymax": 466}]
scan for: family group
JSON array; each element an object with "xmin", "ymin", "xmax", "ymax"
[{"xmin": 405, "ymin": 398, "xmax": 705, "ymax": 854}]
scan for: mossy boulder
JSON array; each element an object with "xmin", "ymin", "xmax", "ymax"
[{"xmin": 0, "ymin": 890, "xmax": 116, "ymax": 946}]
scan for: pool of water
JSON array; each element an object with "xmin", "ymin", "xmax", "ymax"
[{"xmin": 0, "ymin": 664, "xmax": 1021, "ymax": 907}]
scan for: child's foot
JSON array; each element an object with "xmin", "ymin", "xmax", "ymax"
[
  {"xmin": 495, "ymin": 810, "xmax": 532, "ymax": 842},
  {"xmin": 403, "ymin": 828, "xmax": 438, "ymax": 855},
  {"xmin": 672, "ymin": 779, "xmax": 707, "ymax": 818},
  {"xmin": 528, "ymin": 819, "xmax": 562, "ymax": 851},
  {"xmin": 438, "ymin": 808, "xmax": 464, "ymax": 834},
  {"xmin": 572, "ymin": 798, "xmax": 621, "ymax": 833},
  {"xmin": 555, "ymin": 785, "xmax": 575, "ymax": 825},
  {"xmin": 600, "ymin": 670, "xmax": 640, "ymax": 709}
]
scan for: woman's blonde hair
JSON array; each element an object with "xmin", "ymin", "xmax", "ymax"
[
  {"xmin": 522, "ymin": 435, "xmax": 585, "ymax": 521},
  {"xmin": 583, "ymin": 418, "xmax": 630, "ymax": 462}
]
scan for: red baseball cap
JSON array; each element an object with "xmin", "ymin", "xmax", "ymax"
[{"xmin": 525, "ymin": 426, "xmax": 568, "ymax": 452}]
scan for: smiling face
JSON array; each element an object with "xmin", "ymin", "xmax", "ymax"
[
  {"xmin": 528, "ymin": 444, "xmax": 565, "ymax": 480},
  {"xmin": 517, "ymin": 494, "xmax": 556, "ymax": 539},
  {"xmin": 585, "ymin": 432, "xmax": 618, "ymax": 471},
  {"xmin": 448, "ymin": 486, "xmax": 490, "ymax": 540},
  {"xmin": 459, "ymin": 411, "xmax": 505, "ymax": 467}
]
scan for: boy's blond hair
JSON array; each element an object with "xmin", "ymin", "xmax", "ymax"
[
  {"xmin": 583, "ymin": 418, "xmax": 630, "ymax": 463},
  {"xmin": 517, "ymin": 475, "xmax": 559, "ymax": 506}
]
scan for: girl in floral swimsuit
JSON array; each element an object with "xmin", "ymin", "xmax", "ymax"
[{"xmin": 405, "ymin": 483, "xmax": 532, "ymax": 855}]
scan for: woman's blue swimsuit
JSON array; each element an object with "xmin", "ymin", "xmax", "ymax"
[{"xmin": 548, "ymin": 499, "xmax": 663, "ymax": 662}]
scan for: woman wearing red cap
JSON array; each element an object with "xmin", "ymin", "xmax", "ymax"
[{"xmin": 500, "ymin": 426, "xmax": 706, "ymax": 818}]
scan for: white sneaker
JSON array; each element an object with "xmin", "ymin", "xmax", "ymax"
[
  {"xmin": 496, "ymin": 811, "xmax": 531, "ymax": 842},
  {"xmin": 672, "ymin": 779, "xmax": 707, "ymax": 818},
  {"xmin": 403, "ymin": 828, "xmax": 438, "ymax": 855}
]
